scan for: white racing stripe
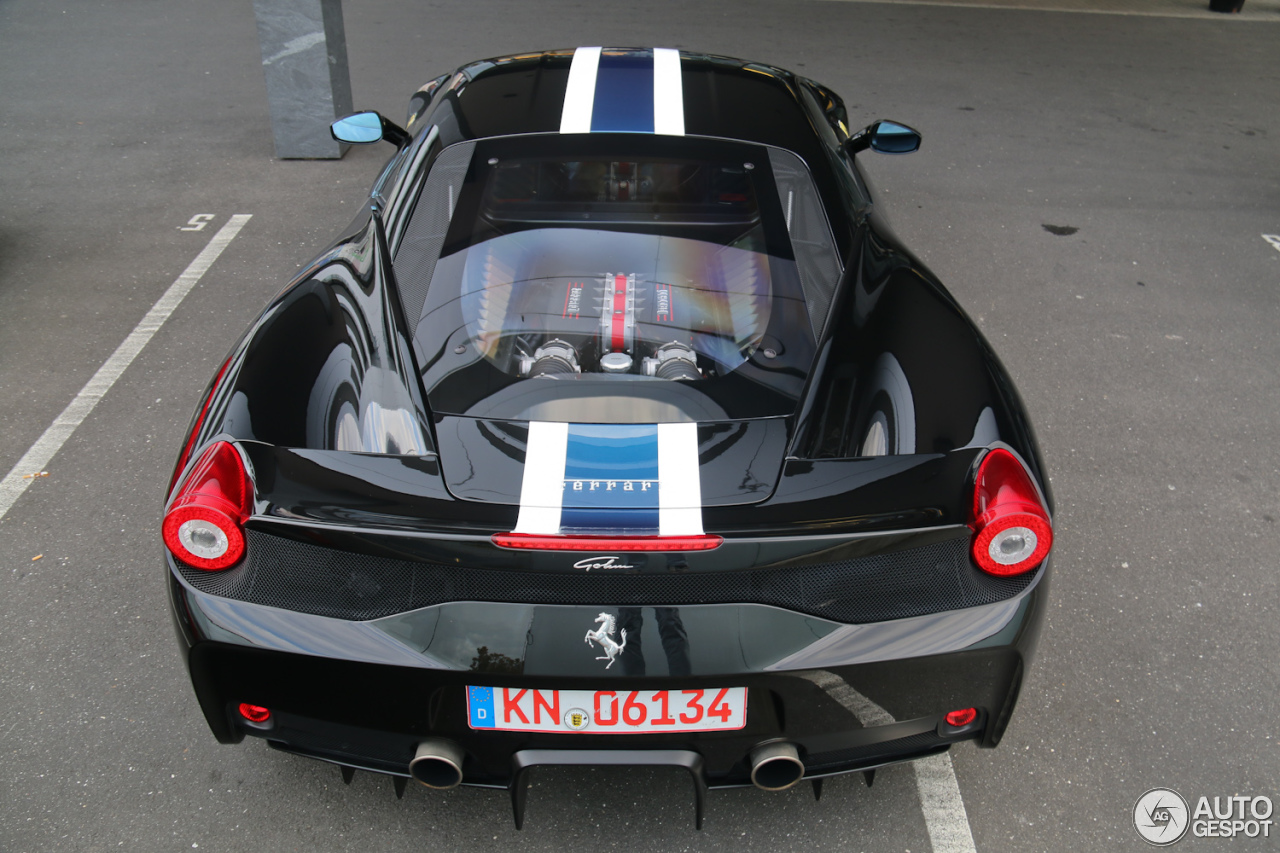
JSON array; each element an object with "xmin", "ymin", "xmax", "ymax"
[
  {"xmin": 652, "ymin": 48, "xmax": 685, "ymax": 136},
  {"xmin": 559, "ymin": 46, "xmax": 602, "ymax": 134},
  {"xmin": 0, "ymin": 214, "xmax": 252, "ymax": 523},
  {"xmin": 657, "ymin": 421, "xmax": 702, "ymax": 535},
  {"xmin": 514, "ymin": 420, "xmax": 570, "ymax": 534},
  {"xmin": 802, "ymin": 671, "xmax": 978, "ymax": 853}
]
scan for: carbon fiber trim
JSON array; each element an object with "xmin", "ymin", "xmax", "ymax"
[
  {"xmin": 803, "ymin": 731, "xmax": 947, "ymax": 772},
  {"xmin": 175, "ymin": 529, "xmax": 1036, "ymax": 624}
]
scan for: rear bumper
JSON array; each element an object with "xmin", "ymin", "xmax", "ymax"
[
  {"xmin": 187, "ymin": 641, "xmax": 1015, "ymax": 786},
  {"xmin": 168, "ymin": 560, "xmax": 1047, "ymax": 788}
]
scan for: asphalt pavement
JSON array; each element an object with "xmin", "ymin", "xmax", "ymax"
[{"xmin": 1, "ymin": 1, "xmax": 1278, "ymax": 851}]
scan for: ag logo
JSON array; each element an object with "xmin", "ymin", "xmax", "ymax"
[
  {"xmin": 1134, "ymin": 788, "xmax": 1190, "ymax": 846},
  {"xmin": 572, "ymin": 555, "xmax": 636, "ymax": 571}
]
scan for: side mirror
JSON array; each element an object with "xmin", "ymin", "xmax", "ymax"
[
  {"xmin": 330, "ymin": 111, "xmax": 410, "ymax": 148},
  {"xmin": 844, "ymin": 120, "xmax": 922, "ymax": 156}
]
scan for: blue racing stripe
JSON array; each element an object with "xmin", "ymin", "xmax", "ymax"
[
  {"xmin": 590, "ymin": 51, "xmax": 655, "ymax": 133},
  {"xmin": 561, "ymin": 424, "xmax": 660, "ymax": 532},
  {"xmin": 558, "ymin": 506, "xmax": 659, "ymax": 532}
]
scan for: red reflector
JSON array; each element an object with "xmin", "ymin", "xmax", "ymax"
[
  {"xmin": 944, "ymin": 708, "xmax": 978, "ymax": 727},
  {"xmin": 492, "ymin": 533, "xmax": 723, "ymax": 552},
  {"xmin": 970, "ymin": 448, "xmax": 1053, "ymax": 577},
  {"xmin": 162, "ymin": 442, "xmax": 253, "ymax": 571},
  {"xmin": 238, "ymin": 703, "xmax": 271, "ymax": 723}
]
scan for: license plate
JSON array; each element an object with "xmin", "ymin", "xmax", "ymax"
[{"xmin": 466, "ymin": 686, "xmax": 747, "ymax": 733}]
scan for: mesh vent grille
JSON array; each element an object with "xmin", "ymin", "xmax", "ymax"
[{"xmin": 176, "ymin": 529, "xmax": 1035, "ymax": 624}]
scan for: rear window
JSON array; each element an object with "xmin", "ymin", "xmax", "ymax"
[{"xmin": 395, "ymin": 134, "xmax": 837, "ymax": 423}]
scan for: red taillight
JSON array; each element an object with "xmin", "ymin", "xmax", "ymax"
[
  {"xmin": 944, "ymin": 707, "xmax": 978, "ymax": 727},
  {"xmin": 162, "ymin": 441, "xmax": 253, "ymax": 571},
  {"xmin": 238, "ymin": 703, "xmax": 271, "ymax": 723},
  {"xmin": 491, "ymin": 533, "xmax": 723, "ymax": 552},
  {"xmin": 169, "ymin": 356, "xmax": 233, "ymax": 493},
  {"xmin": 969, "ymin": 448, "xmax": 1052, "ymax": 577}
]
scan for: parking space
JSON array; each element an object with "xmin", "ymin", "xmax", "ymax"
[{"xmin": 1, "ymin": 1, "xmax": 1277, "ymax": 850}]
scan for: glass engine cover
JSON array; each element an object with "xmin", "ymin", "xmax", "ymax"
[{"xmin": 404, "ymin": 136, "xmax": 820, "ymax": 423}]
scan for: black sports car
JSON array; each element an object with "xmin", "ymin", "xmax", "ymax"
[{"xmin": 164, "ymin": 47, "xmax": 1053, "ymax": 829}]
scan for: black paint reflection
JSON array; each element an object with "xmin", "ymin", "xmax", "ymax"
[
  {"xmin": 209, "ymin": 223, "xmax": 432, "ymax": 456},
  {"xmin": 617, "ymin": 607, "xmax": 691, "ymax": 677},
  {"xmin": 177, "ymin": 575, "xmax": 1036, "ymax": 678}
]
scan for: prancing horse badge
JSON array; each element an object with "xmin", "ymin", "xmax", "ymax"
[{"xmin": 584, "ymin": 612, "xmax": 627, "ymax": 669}]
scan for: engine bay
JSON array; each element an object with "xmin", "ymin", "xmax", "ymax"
[
  {"xmin": 467, "ymin": 263, "xmax": 769, "ymax": 384},
  {"xmin": 518, "ymin": 274, "xmax": 706, "ymax": 381}
]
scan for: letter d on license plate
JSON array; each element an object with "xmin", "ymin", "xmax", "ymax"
[{"xmin": 467, "ymin": 686, "xmax": 747, "ymax": 733}]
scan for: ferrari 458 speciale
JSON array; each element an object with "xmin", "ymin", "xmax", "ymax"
[{"xmin": 164, "ymin": 47, "xmax": 1054, "ymax": 828}]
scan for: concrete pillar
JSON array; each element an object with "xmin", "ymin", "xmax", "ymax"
[{"xmin": 253, "ymin": 0, "xmax": 353, "ymax": 159}]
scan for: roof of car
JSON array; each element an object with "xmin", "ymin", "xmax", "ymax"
[{"xmin": 437, "ymin": 48, "xmax": 833, "ymax": 167}]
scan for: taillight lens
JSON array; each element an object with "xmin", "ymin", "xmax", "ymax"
[
  {"xmin": 970, "ymin": 448, "xmax": 1052, "ymax": 576},
  {"xmin": 492, "ymin": 533, "xmax": 723, "ymax": 552},
  {"xmin": 944, "ymin": 707, "xmax": 978, "ymax": 727},
  {"xmin": 168, "ymin": 355, "xmax": 232, "ymax": 494},
  {"xmin": 162, "ymin": 441, "xmax": 253, "ymax": 571}
]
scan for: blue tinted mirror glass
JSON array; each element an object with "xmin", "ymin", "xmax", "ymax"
[
  {"xmin": 331, "ymin": 112, "xmax": 384, "ymax": 144},
  {"xmin": 870, "ymin": 121, "xmax": 921, "ymax": 154}
]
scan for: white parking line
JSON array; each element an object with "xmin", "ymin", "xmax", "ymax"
[
  {"xmin": 804, "ymin": 671, "xmax": 978, "ymax": 853},
  {"xmin": 1262, "ymin": 234, "xmax": 1280, "ymax": 254},
  {"xmin": 0, "ymin": 214, "xmax": 252, "ymax": 523}
]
